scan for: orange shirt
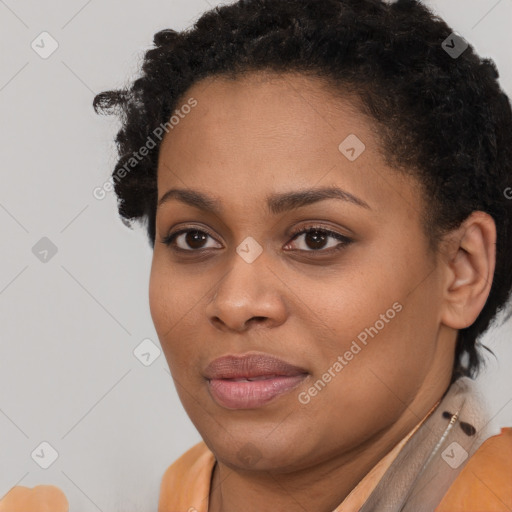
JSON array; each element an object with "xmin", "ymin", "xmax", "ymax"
[
  {"xmin": 436, "ymin": 427, "xmax": 512, "ymax": 511},
  {"xmin": 0, "ymin": 485, "xmax": 69, "ymax": 512}
]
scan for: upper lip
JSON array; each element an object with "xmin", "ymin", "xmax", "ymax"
[{"xmin": 203, "ymin": 353, "xmax": 308, "ymax": 380}]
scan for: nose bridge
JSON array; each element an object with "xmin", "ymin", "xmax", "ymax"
[
  {"xmin": 207, "ymin": 242, "xmax": 287, "ymax": 331},
  {"xmin": 216, "ymin": 241, "xmax": 270, "ymax": 306}
]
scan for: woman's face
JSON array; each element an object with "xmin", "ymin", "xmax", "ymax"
[{"xmin": 149, "ymin": 71, "xmax": 456, "ymax": 471}]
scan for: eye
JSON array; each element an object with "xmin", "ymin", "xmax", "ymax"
[
  {"xmin": 160, "ymin": 224, "xmax": 353, "ymax": 254},
  {"xmin": 284, "ymin": 225, "xmax": 353, "ymax": 253},
  {"xmin": 161, "ymin": 228, "xmax": 220, "ymax": 252}
]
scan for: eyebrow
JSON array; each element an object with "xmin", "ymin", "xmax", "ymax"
[{"xmin": 157, "ymin": 186, "xmax": 371, "ymax": 215}]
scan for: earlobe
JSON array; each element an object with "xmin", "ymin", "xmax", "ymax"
[{"xmin": 441, "ymin": 211, "xmax": 496, "ymax": 330}]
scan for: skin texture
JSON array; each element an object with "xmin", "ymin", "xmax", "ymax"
[{"xmin": 149, "ymin": 71, "xmax": 496, "ymax": 512}]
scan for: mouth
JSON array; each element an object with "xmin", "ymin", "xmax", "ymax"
[{"xmin": 203, "ymin": 353, "xmax": 309, "ymax": 410}]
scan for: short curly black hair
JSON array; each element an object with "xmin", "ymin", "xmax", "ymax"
[{"xmin": 93, "ymin": 0, "xmax": 512, "ymax": 383}]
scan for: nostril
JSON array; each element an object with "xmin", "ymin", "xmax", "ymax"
[{"xmin": 249, "ymin": 316, "xmax": 268, "ymax": 325}]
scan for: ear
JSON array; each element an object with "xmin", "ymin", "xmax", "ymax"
[{"xmin": 440, "ymin": 211, "xmax": 496, "ymax": 330}]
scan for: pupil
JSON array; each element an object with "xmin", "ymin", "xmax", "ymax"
[
  {"xmin": 306, "ymin": 230, "xmax": 327, "ymax": 250},
  {"xmin": 187, "ymin": 230, "xmax": 207, "ymax": 249}
]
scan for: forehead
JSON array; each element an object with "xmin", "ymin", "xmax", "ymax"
[
  {"xmin": 159, "ymin": 71, "xmax": 369, "ymax": 153},
  {"xmin": 156, "ymin": 71, "xmax": 423, "ymax": 219}
]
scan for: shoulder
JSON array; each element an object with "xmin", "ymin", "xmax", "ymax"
[
  {"xmin": 158, "ymin": 441, "xmax": 216, "ymax": 512},
  {"xmin": 436, "ymin": 427, "xmax": 512, "ymax": 511}
]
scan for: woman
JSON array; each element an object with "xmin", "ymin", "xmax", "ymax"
[{"xmin": 2, "ymin": 0, "xmax": 511, "ymax": 510}]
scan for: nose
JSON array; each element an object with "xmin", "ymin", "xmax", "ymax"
[{"xmin": 205, "ymin": 253, "xmax": 288, "ymax": 333}]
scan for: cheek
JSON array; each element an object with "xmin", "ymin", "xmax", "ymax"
[
  {"xmin": 314, "ymin": 259, "xmax": 441, "ymax": 411},
  {"xmin": 313, "ymin": 244, "xmax": 439, "ymax": 371},
  {"xmin": 148, "ymin": 259, "xmax": 167, "ymax": 335},
  {"xmin": 148, "ymin": 256, "xmax": 207, "ymax": 372},
  {"xmin": 148, "ymin": 257, "xmax": 184, "ymax": 353},
  {"xmin": 302, "ymin": 300, "xmax": 435, "ymax": 450}
]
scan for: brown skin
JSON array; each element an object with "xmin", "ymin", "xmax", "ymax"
[{"xmin": 149, "ymin": 71, "xmax": 496, "ymax": 512}]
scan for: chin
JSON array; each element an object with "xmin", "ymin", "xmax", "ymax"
[{"xmin": 204, "ymin": 422, "xmax": 318, "ymax": 473}]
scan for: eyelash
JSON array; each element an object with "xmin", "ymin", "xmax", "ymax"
[{"xmin": 160, "ymin": 224, "xmax": 353, "ymax": 255}]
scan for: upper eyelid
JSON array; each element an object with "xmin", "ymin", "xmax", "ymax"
[
  {"xmin": 289, "ymin": 224, "xmax": 350, "ymax": 239},
  {"xmin": 166, "ymin": 224, "xmax": 345, "ymax": 239}
]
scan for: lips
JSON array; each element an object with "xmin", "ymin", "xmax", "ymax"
[
  {"xmin": 204, "ymin": 353, "xmax": 308, "ymax": 409},
  {"xmin": 203, "ymin": 353, "xmax": 308, "ymax": 380}
]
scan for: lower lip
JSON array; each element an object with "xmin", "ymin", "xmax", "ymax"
[{"xmin": 208, "ymin": 374, "xmax": 308, "ymax": 409}]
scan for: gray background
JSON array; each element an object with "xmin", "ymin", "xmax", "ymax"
[{"xmin": 0, "ymin": 1, "xmax": 511, "ymax": 511}]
